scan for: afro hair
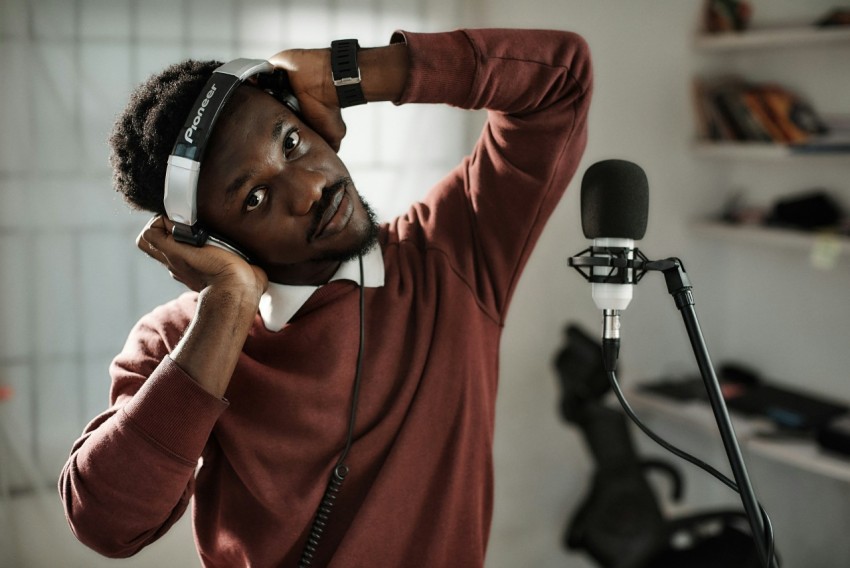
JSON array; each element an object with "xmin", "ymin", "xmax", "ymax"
[{"xmin": 109, "ymin": 59, "xmax": 222, "ymax": 214}]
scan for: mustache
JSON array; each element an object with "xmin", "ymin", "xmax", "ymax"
[{"xmin": 306, "ymin": 177, "xmax": 353, "ymax": 239}]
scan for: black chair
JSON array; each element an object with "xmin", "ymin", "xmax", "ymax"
[{"xmin": 554, "ymin": 324, "xmax": 765, "ymax": 568}]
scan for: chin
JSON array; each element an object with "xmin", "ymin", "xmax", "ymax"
[{"xmin": 319, "ymin": 200, "xmax": 380, "ymax": 264}]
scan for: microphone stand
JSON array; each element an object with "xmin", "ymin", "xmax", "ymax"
[
  {"xmin": 569, "ymin": 250, "xmax": 778, "ymax": 568},
  {"xmin": 656, "ymin": 258, "xmax": 776, "ymax": 568}
]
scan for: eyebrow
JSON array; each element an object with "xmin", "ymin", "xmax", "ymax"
[{"xmin": 223, "ymin": 115, "xmax": 287, "ymax": 204}]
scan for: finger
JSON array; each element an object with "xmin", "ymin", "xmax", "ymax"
[
  {"xmin": 137, "ymin": 215, "xmax": 169, "ymax": 244},
  {"xmin": 142, "ymin": 218, "xmax": 187, "ymax": 259},
  {"xmin": 136, "ymin": 215, "xmax": 160, "ymax": 247},
  {"xmin": 329, "ymin": 117, "xmax": 346, "ymax": 152},
  {"xmin": 138, "ymin": 237, "xmax": 171, "ymax": 271},
  {"xmin": 307, "ymin": 109, "xmax": 346, "ymax": 153},
  {"xmin": 136, "ymin": 215, "xmax": 179, "ymax": 268}
]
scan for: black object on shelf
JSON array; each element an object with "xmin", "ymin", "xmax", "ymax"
[
  {"xmin": 817, "ymin": 415, "xmax": 850, "ymax": 457},
  {"xmin": 815, "ymin": 8, "xmax": 850, "ymax": 27},
  {"xmin": 640, "ymin": 364, "xmax": 848, "ymax": 433},
  {"xmin": 766, "ymin": 190, "xmax": 844, "ymax": 232}
]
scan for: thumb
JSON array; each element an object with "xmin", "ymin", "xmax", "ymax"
[{"xmin": 302, "ymin": 98, "xmax": 347, "ymax": 153}]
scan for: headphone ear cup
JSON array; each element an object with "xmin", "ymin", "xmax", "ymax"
[
  {"xmin": 255, "ymin": 68, "xmax": 287, "ymax": 91},
  {"xmin": 257, "ymin": 70, "xmax": 301, "ymax": 115},
  {"xmin": 206, "ymin": 232, "xmax": 251, "ymax": 263}
]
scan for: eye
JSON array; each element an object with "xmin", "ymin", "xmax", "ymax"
[
  {"xmin": 245, "ymin": 187, "xmax": 267, "ymax": 212},
  {"xmin": 283, "ymin": 129, "xmax": 301, "ymax": 157}
]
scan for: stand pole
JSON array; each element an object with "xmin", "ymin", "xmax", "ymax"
[{"xmin": 663, "ymin": 261, "xmax": 777, "ymax": 568}]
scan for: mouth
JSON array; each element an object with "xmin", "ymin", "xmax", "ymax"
[{"xmin": 310, "ymin": 180, "xmax": 354, "ymax": 242}]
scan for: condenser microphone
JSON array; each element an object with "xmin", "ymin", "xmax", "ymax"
[{"xmin": 571, "ymin": 159, "xmax": 649, "ymax": 370}]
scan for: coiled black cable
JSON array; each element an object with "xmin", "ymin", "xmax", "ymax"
[
  {"xmin": 297, "ymin": 255, "xmax": 366, "ymax": 567},
  {"xmin": 298, "ymin": 465, "xmax": 349, "ymax": 567}
]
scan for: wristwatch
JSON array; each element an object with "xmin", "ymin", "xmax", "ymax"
[{"xmin": 330, "ymin": 39, "xmax": 366, "ymax": 108}]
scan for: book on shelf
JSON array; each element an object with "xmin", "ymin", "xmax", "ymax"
[
  {"xmin": 692, "ymin": 76, "xmax": 833, "ymax": 147},
  {"xmin": 790, "ymin": 116, "xmax": 850, "ymax": 154}
]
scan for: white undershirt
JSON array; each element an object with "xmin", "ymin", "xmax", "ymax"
[{"xmin": 258, "ymin": 246, "xmax": 385, "ymax": 331}]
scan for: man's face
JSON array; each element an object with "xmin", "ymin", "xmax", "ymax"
[{"xmin": 197, "ymin": 86, "xmax": 377, "ymax": 285}]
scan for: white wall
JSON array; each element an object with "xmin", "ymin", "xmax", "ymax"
[{"xmin": 2, "ymin": 1, "xmax": 849, "ymax": 567}]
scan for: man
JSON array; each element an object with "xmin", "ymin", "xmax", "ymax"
[{"xmin": 60, "ymin": 28, "xmax": 592, "ymax": 567}]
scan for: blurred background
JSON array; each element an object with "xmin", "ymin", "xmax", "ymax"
[{"xmin": 1, "ymin": 0, "xmax": 848, "ymax": 566}]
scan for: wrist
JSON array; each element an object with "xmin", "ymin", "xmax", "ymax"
[
  {"xmin": 173, "ymin": 283, "xmax": 259, "ymax": 398},
  {"xmin": 330, "ymin": 39, "xmax": 366, "ymax": 107},
  {"xmin": 201, "ymin": 279, "xmax": 263, "ymax": 319},
  {"xmin": 358, "ymin": 42, "xmax": 408, "ymax": 103},
  {"xmin": 327, "ymin": 40, "xmax": 408, "ymax": 106}
]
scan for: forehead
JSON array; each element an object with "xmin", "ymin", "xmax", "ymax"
[
  {"xmin": 198, "ymin": 87, "xmax": 289, "ymax": 192},
  {"xmin": 206, "ymin": 86, "xmax": 286, "ymax": 156}
]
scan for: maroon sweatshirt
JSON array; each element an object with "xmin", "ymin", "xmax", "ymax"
[{"xmin": 60, "ymin": 28, "xmax": 592, "ymax": 567}]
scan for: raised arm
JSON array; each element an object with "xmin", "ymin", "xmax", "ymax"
[{"xmin": 390, "ymin": 29, "xmax": 593, "ymax": 322}]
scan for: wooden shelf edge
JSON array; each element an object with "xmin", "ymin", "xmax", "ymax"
[
  {"xmin": 746, "ymin": 437, "xmax": 850, "ymax": 482},
  {"xmin": 692, "ymin": 141, "xmax": 850, "ymax": 160},
  {"xmin": 626, "ymin": 386, "xmax": 850, "ymax": 483},
  {"xmin": 692, "ymin": 221, "xmax": 850, "ymax": 256},
  {"xmin": 695, "ymin": 26, "xmax": 850, "ymax": 51}
]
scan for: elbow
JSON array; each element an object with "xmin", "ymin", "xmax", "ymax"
[
  {"xmin": 553, "ymin": 31, "xmax": 593, "ymax": 99},
  {"xmin": 62, "ymin": 509, "xmax": 147, "ymax": 559},
  {"xmin": 63, "ymin": 509, "xmax": 149, "ymax": 559},
  {"xmin": 59, "ymin": 465, "xmax": 146, "ymax": 559},
  {"xmin": 83, "ymin": 539, "xmax": 145, "ymax": 560}
]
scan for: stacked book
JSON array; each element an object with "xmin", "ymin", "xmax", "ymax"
[{"xmin": 692, "ymin": 77, "xmax": 850, "ymax": 153}]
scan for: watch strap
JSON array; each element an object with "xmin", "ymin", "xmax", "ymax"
[{"xmin": 330, "ymin": 39, "xmax": 366, "ymax": 108}]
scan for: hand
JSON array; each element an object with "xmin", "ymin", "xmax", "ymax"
[
  {"xmin": 137, "ymin": 215, "xmax": 268, "ymax": 303},
  {"xmin": 139, "ymin": 216, "xmax": 267, "ymax": 397},
  {"xmin": 268, "ymin": 48, "xmax": 347, "ymax": 152}
]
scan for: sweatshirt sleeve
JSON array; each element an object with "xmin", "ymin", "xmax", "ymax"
[
  {"xmin": 389, "ymin": 29, "xmax": 592, "ymax": 323},
  {"xmin": 58, "ymin": 295, "xmax": 229, "ymax": 558}
]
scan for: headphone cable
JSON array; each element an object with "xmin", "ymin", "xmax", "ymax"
[{"xmin": 298, "ymin": 254, "xmax": 366, "ymax": 567}]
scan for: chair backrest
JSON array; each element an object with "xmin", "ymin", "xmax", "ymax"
[{"xmin": 565, "ymin": 405, "xmax": 669, "ymax": 568}]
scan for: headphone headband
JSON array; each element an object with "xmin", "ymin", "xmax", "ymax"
[{"xmin": 163, "ymin": 58, "xmax": 300, "ymax": 253}]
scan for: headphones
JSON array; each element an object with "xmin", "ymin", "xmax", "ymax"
[{"xmin": 163, "ymin": 58, "xmax": 301, "ymax": 262}]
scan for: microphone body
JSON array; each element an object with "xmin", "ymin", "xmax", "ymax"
[
  {"xmin": 580, "ymin": 158, "xmax": 649, "ymax": 321},
  {"xmin": 590, "ymin": 237, "xmax": 636, "ymax": 312}
]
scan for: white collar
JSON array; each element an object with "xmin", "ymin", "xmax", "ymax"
[{"xmin": 258, "ymin": 246, "xmax": 384, "ymax": 331}]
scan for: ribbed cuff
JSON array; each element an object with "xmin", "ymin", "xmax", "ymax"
[
  {"xmin": 121, "ymin": 356, "xmax": 229, "ymax": 464},
  {"xmin": 390, "ymin": 29, "xmax": 477, "ymax": 107}
]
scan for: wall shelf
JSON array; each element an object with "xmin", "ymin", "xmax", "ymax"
[
  {"xmin": 695, "ymin": 26, "xmax": 850, "ymax": 51},
  {"xmin": 625, "ymin": 386, "xmax": 850, "ymax": 484},
  {"xmin": 692, "ymin": 221, "xmax": 850, "ymax": 256},
  {"xmin": 692, "ymin": 21, "xmax": 850, "ymax": 268},
  {"xmin": 692, "ymin": 141, "xmax": 850, "ymax": 160}
]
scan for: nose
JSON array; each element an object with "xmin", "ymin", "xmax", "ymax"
[{"xmin": 285, "ymin": 168, "xmax": 325, "ymax": 217}]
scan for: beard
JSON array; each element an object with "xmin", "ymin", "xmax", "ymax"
[{"xmin": 313, "ymin": 187, "xmax": 380, "ymax": 264}]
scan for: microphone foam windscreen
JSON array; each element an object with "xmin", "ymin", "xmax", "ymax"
[{"xmin": 580, "ymin": 159, "xmax": 649, "ymax": 240}]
